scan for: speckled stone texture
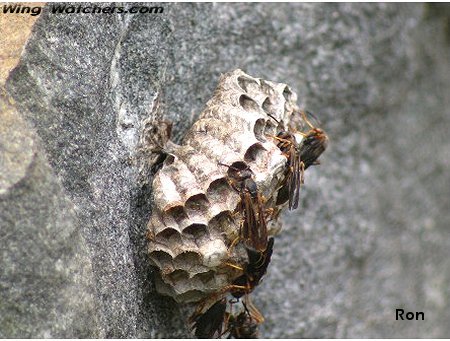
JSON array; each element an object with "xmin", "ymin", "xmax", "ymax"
[{"xmin": 2, "ymin": 3, "xmax": 450, "ymax": 338}]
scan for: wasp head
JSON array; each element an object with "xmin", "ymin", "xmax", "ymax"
[{"xmin": 299, "ymin": 128, "xmax": 328, "ymax": 169}]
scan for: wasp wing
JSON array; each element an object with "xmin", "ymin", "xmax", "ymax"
[
  {"xmin": 287, "ymin": 149, "xmax": 302, "ymax": 210},
  {"xmin": 191, "ymin": 298, "xmax": 227, "ymax": 339}
]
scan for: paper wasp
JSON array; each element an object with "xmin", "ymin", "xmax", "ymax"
[
  {"xmin": 190, "ymin": 295, "xmax": 263, "ymax": 339},
  {"xmin": 192, "ymin": 159, "xmax": 275, "ymax": 338},
  {"xmin": 269, "ymin": 110, "xmax": 328, "ymax": 210},
  {"xmin": 219, "ymin": 161, "xmax": 268, "ymax": 252},
  {"xmin": 229, "ymin": 237, "xmax": 274, "ymax": 298},
  {"xmin": 190, "ymin": 238, "xmax": 274, "ymax": 338},
  {"xmin": 227, "ymin": 301, "xmax": 261, "ymax": 339},
  {"xmin": 190, "ymin": 298, "xmax": 228, "ymax": 338}
]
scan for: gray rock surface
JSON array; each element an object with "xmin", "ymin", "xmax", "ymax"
[
  {"xmin": 2, "ymin": 2, "xmax": 450, "ymax": 338},
  {"xmin": 0, "ymin": 93, "xmax": 98, "ymax": 337}
]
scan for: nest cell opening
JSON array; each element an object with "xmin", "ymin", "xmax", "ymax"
[
  {"xmin": 264, "ymin": 119, "xmax": 278, "ymax": 137},
  {"xmin": 262, "ymin": 96, "xmax": 276, "ymax": 117},
  {"xmin": 193, "ymin": 270, "xmax": 216, "ymax": 285},
  {"xmin": 208, "ymin": 210, "xmax": 233, "ymax": 232},
  {"xmin": 149, "ymin": 250, "xmax": 173, "ymax": 268},
  {"xmin": 244, "ymin": 143, "xmax": 266, "ymax": 163},
  {"xmin": 174, "ymin": 251, "xmax": 202, "ymax": 268},
  {"xmin": 166, "ymin": 269, "xmax": 190, "ymax": 284},
  {"xmin": 239, "ymin": 94, "xmax": 260, "ymax": 113},
  {"xmin": 253, "ymin": 118, "xmax": 266, "ymax": 141},
  {"xmin": 155, "ymin": 227, "xmax": 182, "ymax": 244},
  {"xmin": 237, "ymin": 75, "xmax": 259, "ymax": 93},
  {"xmin": 260, "ymin": 79, "xmax": 276, "ymax": 97},
  {"xmin": 185, "ymin": 193, "xmax": 210, "ymax": 215},
  {"xmin": 165, "ymin": 205, "xmax": 188, "ymax": 224},
  {"xmin": 283, "ymin": 85, "xmax": 293, "ymax": 102},
  {"xmin": 207, "ymin": 178, "xmax": 232, "ymax": 202},
  {"xmin": 182, "ymin": 223, "xmax": 209, "ymax": 239}
]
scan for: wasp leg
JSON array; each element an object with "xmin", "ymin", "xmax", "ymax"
[
  {"xmin": 243, "ymin": 296, "xmax": 265, "ymax": 324},
  {"xmin": 227, "ymin": 235, "xmax": 241, "ymax": 255},
  {"xmin": 264, "ymin": 207, "xmax": 275, "ymax": 220},
  {"xmin": 300, "ymin": 161, "xmax": 305, "ymax": 184},
  {"xmin": 268, "ymin": 135, "xmax": 290, "ymax": 143},
  {"xmin": 224, "ymin": 262, "xmax": 244, "ymax": 271}
]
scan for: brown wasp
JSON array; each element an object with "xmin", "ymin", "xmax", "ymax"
[
  {"xmin": 191, "ymin": 161, "xmax": 274, "ymax": 338},
  {"xmin": 229, "ymin": 237, "xmax": 274, "ymax": 298},
  {"xmin": 224, "ymin": 239, "xmax": 273, "ymax": 337},
  {"xmin": 190, "ymin": 238, "xmax": 274, "ymax": 338},
  {"xmin": 270, "ymin": 110, "xmax": 328, "ymax": 210},
  {"xmin": 219, "ymin": 161, "xmax": 268, "ymax": 252},
  {"xmin": 227, "ymin": 301, "xmax": 261, "ymax": 339},
  {"xmin": 190, "ymin": 296, "xmax": 263, "ymax": 339},
  {"xmin": 190, "ymin": 298, "xmax": 228, "ymax": 338}
]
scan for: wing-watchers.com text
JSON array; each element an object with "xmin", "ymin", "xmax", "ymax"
[{"xmin": 2, "ymin": 4, "xmax": 164, "ymax": 16}]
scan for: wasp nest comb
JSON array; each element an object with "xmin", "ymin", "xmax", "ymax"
[{"xmin": 146, "ymin": 69, "xmax": 327, "ymax": 304}]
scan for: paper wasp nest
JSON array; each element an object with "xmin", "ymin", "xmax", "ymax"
[{"xmin": 147, "ymin": 69, "xmax": 300, "ymax": 303}]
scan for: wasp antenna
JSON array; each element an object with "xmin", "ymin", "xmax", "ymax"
[
  {"xmin": 266, "ymin": 113, "xmax": 280, "ymax": 124},
  {"xmin": 301, "ymin": 110, "xmax": 316, "ymax": 129},
  {"xmin": 305, "ymin": 110, "xmax": 322, "ymax": 123}
]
